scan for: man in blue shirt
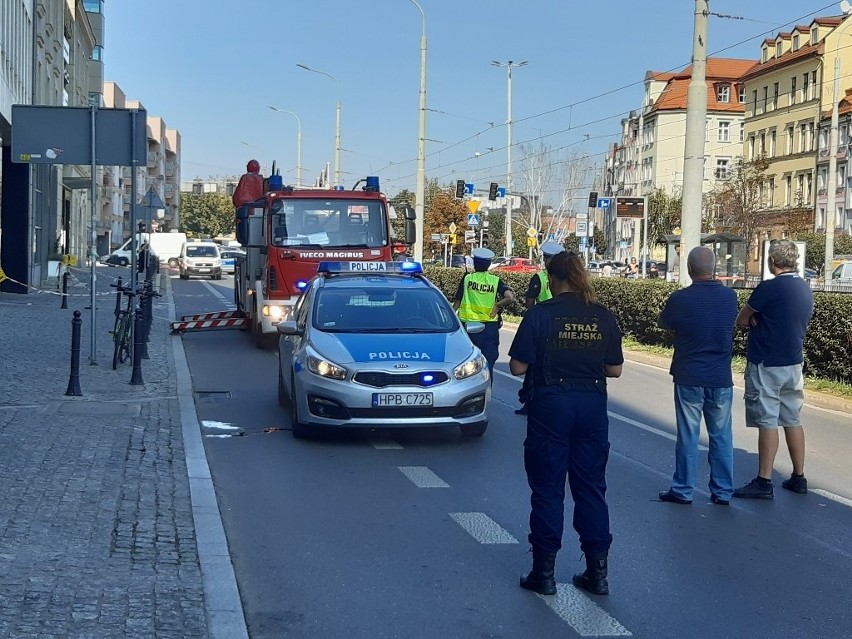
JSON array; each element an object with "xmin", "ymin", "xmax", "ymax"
[
  {"xmin": 657, "ymin": 247, "xmax": 739, "ymax": 505},
  {"xmin": 733, "ymin": 240, "xmax": 814, "ymax": 499}
]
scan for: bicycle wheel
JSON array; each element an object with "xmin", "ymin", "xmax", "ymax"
[
  {"xmin": 118, "ymin": 315, "xmax": 132, "ymax": 364},
  {"xmin": 112, "ymin": 312, "xmax": 126, "ymax": 370}
]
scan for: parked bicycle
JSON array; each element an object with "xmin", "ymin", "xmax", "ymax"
[{"xmin": 110, "ymin": 281, "xmax": 136, "ymax": 370}]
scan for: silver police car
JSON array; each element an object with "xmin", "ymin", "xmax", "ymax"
[{"xmin": 277, "ymin": 261, "xmax": 491, "ymax": 438}]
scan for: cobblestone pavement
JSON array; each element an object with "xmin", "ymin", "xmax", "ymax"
[{"xmin": 0, "ymin": 266, "xmax": 212, "ymax": 638}]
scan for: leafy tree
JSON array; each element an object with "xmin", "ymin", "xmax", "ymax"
[
  {"xmin": 179, "ymin": 191, "xmax": 234, "ymax": 238},
  {"xmin": 643, "ymin": 188, "xmax": 682, "ymax": 246},
  {"xmin": 792, "ymin": 231, "xmax": 852, "ymax": 272},
  {"xmin": 705, "ymin": 157, "xmax": 770, "ymax": 276},
  {"xmin": 423, "ymin": 186, "xmax": 469, "ymax": 257}
]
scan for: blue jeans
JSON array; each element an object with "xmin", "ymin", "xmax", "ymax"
[
  {"xmin": 671, "ymin": 385, "xmax": 734, "ymax": 501},
  {"xmin": 525, "ymin": 388, "xmax": 612, "ymax": 556}
]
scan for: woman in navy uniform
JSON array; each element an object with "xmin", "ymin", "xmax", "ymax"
[{"xmin": 509, "ymin": 251, "xmax": 623, "ymax": 596}]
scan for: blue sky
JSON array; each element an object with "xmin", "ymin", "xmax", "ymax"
[{"xmin": 105, "ymin": 0, "xmax": 841, "ymax": 196}]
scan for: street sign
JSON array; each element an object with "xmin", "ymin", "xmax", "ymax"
[
  {"xmin": 466, "ymin": 200, "xmax": 480, "ymax": 213},
  {"xmin": 579, "ymin": 236, "xmax": 588, "ymax": 249},
  {"xmin": 430, "ymin": 233, "xmax": 442, "ymax": 241},
  {"xmin": 464, "ymin": 230, "xmax": 476, "ymax": 242},
  {"xmin": 449, "ymin": 222, "xmax": 458, "ymax": 234},
  {"xmin": 467, "ymin": 213, "xmax": 480, "ymax": 226},
  {"xmin": 597, "ymin": 197, "xmax": 612, "ymax": 209},
  {"xmin": 547, "ymin": 233, "xmax": 555, "ymax": 241},
  {"xmin": 140, "ymin": 187, "xmax": 165, "ymax": 209},
  {"xmin": 465, "ymin": 183, "xmax": 474, "ymax": 195},
  {"xmin": 497, "ymin": 187, "xmax": 506, "ymax": 198},
  {"xmin": 527, "ymin": 237, "xmax": 537, "ymax": 247},
  {"xmin": 615, "ymin": 196, "xmax": 647, "ymax": 219},
  {"xmin": 526, "ymin": 227, "xmax": 537, "ymax": 238},
  {"xmin": 576, "ymin": 221, "xmax": 588, "ymax": 236}
]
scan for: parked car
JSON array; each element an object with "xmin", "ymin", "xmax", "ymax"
[
  {"xmin": 219, "ymin": 249, "xmax": 245, "ymax": 275},
  {"xmin": 803, "ymin": 267, "xmax": 818, "ymax": 281},
  {"xmin": 449, "ymin": 254, "xmax": 474, "ymax": 269},
  {"xmin": 492, "ymin": 258, "xmax": 539, "ymax": 273}
]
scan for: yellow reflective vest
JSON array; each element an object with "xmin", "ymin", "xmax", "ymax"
[
  {"xmin": 458, "ymin": 271, "xmax": 499, "ymax": 322},
  {"xmin": 536, "ymin": 270, "xmax": 552, "ymax": 303}
]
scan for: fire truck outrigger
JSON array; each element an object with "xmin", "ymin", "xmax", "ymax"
[{"xmin": 231, "ymin": 174, "xmax": 415, "ymax": 348}]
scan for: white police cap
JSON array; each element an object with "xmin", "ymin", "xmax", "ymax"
[
  {"xmin": 472, "ymin": 247, "xmax": 495, "ymax": 260},
  {"xmin": 540, "ymin": 241, "xmax": 564, "ymax": 258}
]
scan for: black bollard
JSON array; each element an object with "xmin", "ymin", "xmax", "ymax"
[
  {"xmin": 113, "ymin": 276, "xmax": 123, "ymax": 319},
  {"xmin": 130, "ymin": 307, "xmax": 145, "ymax": 385},
  {"xmin": 60, "ymin": 271, "xmax": 69, "ymax": 309},
  {"xmin": 65, "ymin": 310, "xmax": 83, "ymax": 396}
]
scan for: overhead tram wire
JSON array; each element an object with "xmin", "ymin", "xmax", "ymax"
[{"xmin": 384, "ymin": 1, "xmax": 840, "ymax": 188}]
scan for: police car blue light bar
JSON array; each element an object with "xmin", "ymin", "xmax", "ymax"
[
  {"xmin": 317, "ymin": 261, "xmax": 423, "ymax": 274},
  {"xmin": 296, "ymin": 280, "xmax": 309, "ymax": 290}
]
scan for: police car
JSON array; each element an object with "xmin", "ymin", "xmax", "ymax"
[{"xmin": 277, "ymin": 261, "xmax": 491, "ymax": 438}]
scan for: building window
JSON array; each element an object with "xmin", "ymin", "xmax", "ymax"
[
  {"xmin": 786, "ymin": 125, "xmax": 795, "ymax": 154},
  {"xmin": 784, "ymin": 176, "xmax": 792, "ymax": 205},
  {"xmin": 717, "ymin": 84, "xmax": 730, "ymax": 103},
  {"xmin": 769, "ymin": 177, "xmax": 776, "ymax": 206},
  {"xmin": 762, "ymin": 86, "xmax": 768, "ymax": 112},
  {"xmin": 762, "ymin": 47, "xmax": 770, "ymax": 63},
  {"xmin": 752, "ymin": 90, "xmax": 758, "ymax": 113},
  {"xmin": 83, "ymin": 0, "xmax": 103, "ymax": 13},
  {"xmin": 805, "ymin": 172, "xmax": 813, "ymax": 202},
  {"xmin": 812, "ymin": 28, "xmax": 819, "ymax": 45},
  {"xmin": 811, "ymin": 71, "xmax": 818, "ymax": 100},
  {"xmin": 819, "ymin": 127, "xmax": 829, "ymax": 151},
  {"xmin": 748, "ymin": 136, "xmax": 756, "ymax": 160},
  {"xmin": 797, "ymin": 174, "xmax": 805, "ymax": 205},
  {"xmin": 715, "ymin": 158, "xmax": 731, "ymax": 180},
  {"xmin": 802, "ymin": 72, "xmax": 809, "ymax": 100},
  {"xmin": 760, "ymin": 133, "xmax": 767, "ymax": 156},
  {"xmin": 771, "ymin": 82, "xmax": 779, "ymax": 110},
  {"xmin": 739, "ymin": 85, "xmax": 747, "ymax": 103},
  {"xmin": 790, "ymin": 76, "xmax": 797, "ymax": 105},
  {"xmin": 192, "ymin": 183, "xmax": 203, "ymax": 195},
  {"xmin": 718, "ymin": 121, "xmax": 731, "ymax": 142},
  {"xmin": 90, "ymin": 45, "xmax": 103, "ymax": 61},
  {"xmin": 740, "ymin": 122, "xmax": 745, "ymax": 142},
  {"xmin": 776, "ymin": 41, "xmax": 783, "ymax": 58},
  {"xmin": 793, "ymin": 34, "xmax": 800, "ymax": 50},
  {"xmin": 705, "ymin": 118, "xmax": 710, "ymax": 143},
  {"xmin": 769, "ymin": 130, "xmax": 777, "ymax": 157}
]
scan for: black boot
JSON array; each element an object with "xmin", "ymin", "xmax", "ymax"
[
  {"xmin": 572, "ymin": 553, "xmax": 609, "ymax": 595},
  {"xmin": 519, "ymin": 551, "xmax": 557, "ymax": 595}
]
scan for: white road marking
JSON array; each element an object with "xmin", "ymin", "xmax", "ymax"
[
  {"xmin": 492, "ymin": 369, "xmax": 707, "ymax": 451},
  {"xmin": 397, "ymin": 466, "xmax": 449, "ymax": 488},
  {"xmin": 201, "ymin": 420, "xmax": 239, "ymax": 431},
  {"xmin": 812, "ymin": 489, "xmax": 852, "ymax": 508},
  {"xmin": 541, "ymin": 584, "xmax": 632, "ymax": 637},
  {"xmin": 200, "ymin": 279, "xmax": 235, "ymax": 307},
  {"xmin": 370, "ymin": 439, "xmax": 403, "ymax": 450},
  {"xmin": 449, "ymin": 512, "xmax": 519, "ymax": 544}
]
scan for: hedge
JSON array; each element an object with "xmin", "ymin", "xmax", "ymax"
[{"xmin": 423, "ymin": 266, "xmax": 852, "ymax": 384}]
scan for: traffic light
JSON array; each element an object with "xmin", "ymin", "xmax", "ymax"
[
  {"xmin": 587, "ymin": 191, "xmax": 599, "ymax": 208},
  {"xmin": 488, "ymin": 182, "xmax": 499, "ymax": 201},
  {"xmin": 455, "ymin": 179, "xmax": 466, "ymax": 199}
]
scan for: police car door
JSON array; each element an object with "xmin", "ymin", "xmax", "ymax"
[{"xmin": 280, "ymin": 283, "xmax": 313, "ymax": 394}]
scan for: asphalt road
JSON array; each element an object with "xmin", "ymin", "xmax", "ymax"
[{"xmin": 172, "ymin": 274, "xmax": 852, "ymax": 639}]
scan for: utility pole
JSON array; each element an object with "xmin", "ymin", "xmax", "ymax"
[
  {"xmin": 679, "ymin": 0, "xmax": 709, "ymax": 287},
  {"xmin": 410, "ymin": 0, "xmax": 427, "ymax": 263}
]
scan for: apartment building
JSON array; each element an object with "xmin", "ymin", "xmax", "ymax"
[
  {"xmin": 1, "ymin": 0, "xmax": 101, "ymax": 292},
  {"xmin": 605, "ymin": 58, "xmax": 755, "ymax": 260},
  {"xmin": 816, "ymin": 94, "xmax": 852, "ymax": 234},
  {"xmin": 740, "ymin": 16, "xmax": 852, "ymax": 238}
]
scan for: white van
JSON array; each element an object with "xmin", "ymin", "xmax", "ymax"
[
  {"xmin": 103, "ymin": 232, "xmax": 187, "ymax": 267},
  {"xmin": 178, "ymin": 240, "xmax": 222, "ymax": 280}
]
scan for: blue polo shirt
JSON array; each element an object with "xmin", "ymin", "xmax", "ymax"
[
  {"xmin": 746, "ymin": 273, "xmax": 813, "ymax": 366},
  {"xmin": 658, "ymin": 280, "xmax": 738, "ymax": 387}
]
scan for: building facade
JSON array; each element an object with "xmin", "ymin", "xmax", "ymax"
[{"xmin": 605, "ymin": 58, "xmax": 756, "ymax": 260}]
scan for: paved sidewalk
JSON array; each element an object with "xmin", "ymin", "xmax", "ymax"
[{"xmin": 0, "ymin": 266, "xmax": 245, "ymax": 638}]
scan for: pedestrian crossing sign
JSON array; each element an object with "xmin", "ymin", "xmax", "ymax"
[{"xmin": 467, "ymin": 213, "xmax": 480, "ymax": 226}]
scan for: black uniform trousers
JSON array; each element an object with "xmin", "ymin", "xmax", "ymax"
[
  {"xmin": 524, "ymin": 386, "xmax": 612, "ymax": 556},
  {"xmin": 467, "ymin": 320, "xmax": 499, "ymax": 382}
]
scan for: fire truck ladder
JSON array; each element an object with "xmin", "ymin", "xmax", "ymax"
[{"xmin": 170, "ymin": 309, "xmax": 249, "ymax": 334}]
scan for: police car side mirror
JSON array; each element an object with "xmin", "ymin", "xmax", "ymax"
[
  {"xmin": 465, "ymin": 321, "xmax": 485, "ymax": 334},
  {"xmin": 276, "ymin": 320, "xmax": 302, "ymax": 336}
]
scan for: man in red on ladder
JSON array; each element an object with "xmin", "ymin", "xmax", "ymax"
[{"xmin": 232, "ymin": 159, "xmax": 264, "ymax": 208}]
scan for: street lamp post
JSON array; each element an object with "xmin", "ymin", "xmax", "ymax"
[
  {"xmin": 824, "ymin": 6, "xmax": 852, "ymax": 277},
  {"xmin": 492, "ymin": 60, "xmax": 527, "ymax": 257},
  {"xmin": 297, "ymin": 63, "xmax": 341, "ymax": 187},
  {"xmin": 267, "ymin": 106, "xmax": 302, "ymax": 187},
  {"xmin": 409, "ymin": 0, "xmax": 427, "ymax": 263}
]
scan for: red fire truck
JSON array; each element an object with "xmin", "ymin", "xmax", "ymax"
[{"xmin": 232, "ymin": 176, "xmax": 415, "ymax": 348}]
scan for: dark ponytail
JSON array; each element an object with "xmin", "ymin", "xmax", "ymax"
[{"xmin": 547, "ymin": 252, "xmax": 597, "ymax": 305}]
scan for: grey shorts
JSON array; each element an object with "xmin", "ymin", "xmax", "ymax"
[{"xmin": 743, "ymin": 362, "xmax": 804, "ymax": 429}]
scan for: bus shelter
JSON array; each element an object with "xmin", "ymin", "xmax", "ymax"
[{"xmin": 656, "ymin": 232, "xmax": 746, "ymax": 285}]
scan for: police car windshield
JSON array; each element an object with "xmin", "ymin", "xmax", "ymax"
[
  {"xmin": 314, "ymin": 287, "xmax": 458, "ymax": 333},
  {"xmin": 269, "ymin": 199, "xmax": 389, "ymax": 249}
]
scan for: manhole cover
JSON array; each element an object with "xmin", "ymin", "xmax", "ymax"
[{"xmin": 195, "ymin": 390, "xmax": 232, "ymax": 399}]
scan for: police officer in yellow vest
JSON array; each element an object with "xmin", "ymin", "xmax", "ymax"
[
  {"xmin": 516, "ymin": 241, "xmax": 565, "ymax": 414},
  {"xmin": 453, "ymin": 247, "xmax": 515, "ymax": 381}
]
